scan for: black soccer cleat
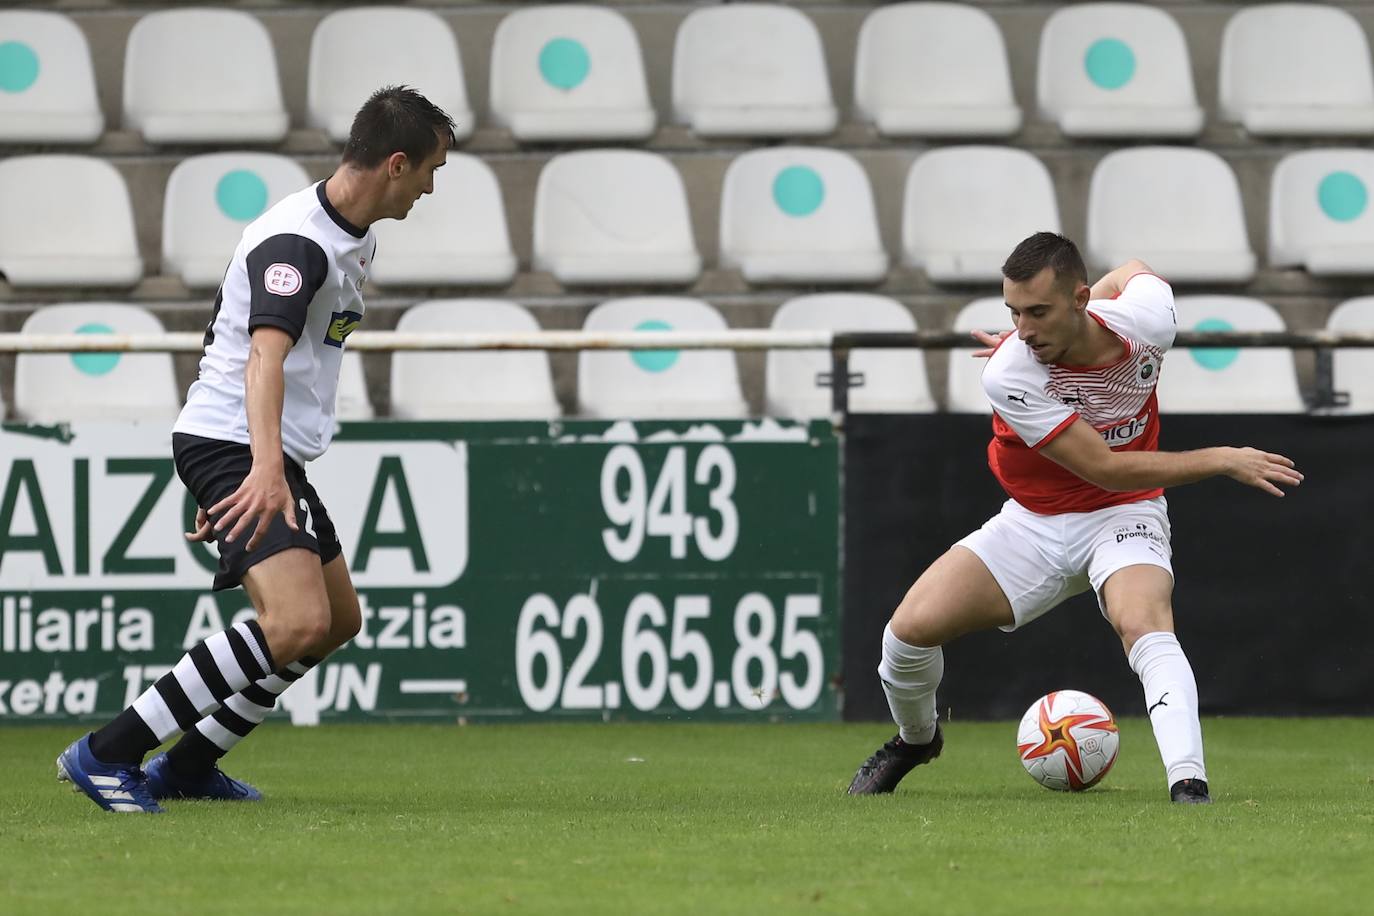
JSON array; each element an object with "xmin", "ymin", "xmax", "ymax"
[
  {"xmin": 1170, "ymin": 777, "xmax": 1212, "ymax": 804},
  {"xmin": 847, "ymin": 726, "xmax": 944, "ymax": 795}
]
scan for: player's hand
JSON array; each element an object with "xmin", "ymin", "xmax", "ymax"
[
  {"xmin": 209, "ymin": 464, "xmax": 298, "ymax": 551},
  {"xmin": 1223, "ymin": 448, "xmax": 1304, "ymax": 497},
  {"xmin": 184, "ymin": 506, "xmax": 215, "ymax": 543},
  {"xmin": 970, "ymin": 329, "xmax": 1013, "ymax": 358}
]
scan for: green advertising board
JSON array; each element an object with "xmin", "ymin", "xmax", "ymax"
[{"xmin": 0, "ymin": 419, "xmax": 841, "ymax": 724}]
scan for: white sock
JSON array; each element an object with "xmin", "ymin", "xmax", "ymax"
[
  {"xmin": 1129, "ymin": 631, "xmax": 1207, "ymax": 787},
  {"xmin": 877, "ymin": 623, "xmax": 943, "ymax": 745}
]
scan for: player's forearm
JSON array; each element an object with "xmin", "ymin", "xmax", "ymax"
[
  {"xmin": 1092, "ymin": 448, "xmax": 1231, "ymax": 492},
  {"xmin": 1089, "ymin": 260, "xmax": 1151, "ymax": 301},
  {"xmin": 243, "ymin": 341, "xmax": 288, "ymax": 472}
]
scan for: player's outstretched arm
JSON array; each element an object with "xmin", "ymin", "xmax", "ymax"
[
  {"xmin": 1089, "ymin": 259, "xmax": 1153, "ymax": 301},
  {"xmin": 1039, "ymin": 419, "xmax": 1304, "ymax": 497},
  {"xmin": 210, "ymin": 326, "xmax": 300, "ymax": 549}
]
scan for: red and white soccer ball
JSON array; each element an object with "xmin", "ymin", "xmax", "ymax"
[{"xmin": 1016, "ymin": 690, "xmax": 1120, "ymax": 791}]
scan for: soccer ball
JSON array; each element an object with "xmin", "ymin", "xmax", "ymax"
[{"xmin": 1016, "ymin": 690, "xmax": 1120, "ymax": 791}]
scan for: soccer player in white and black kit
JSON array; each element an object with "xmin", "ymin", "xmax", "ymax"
[
  {"xmin": 847, "ymin": 233, "xmax": 1304, "ymax": 804},
  {"xmin": 58, "ymin": 87, "xmax": 456, "ymax": 813}
]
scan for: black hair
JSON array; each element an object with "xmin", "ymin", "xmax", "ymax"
[
  {"xmin": 1002, "ymin": 231, "xmax": 1088, "ymax": 290},
  {"xmin": 341, "ymin": 85, "xmax": 457, "ymax": 169}
]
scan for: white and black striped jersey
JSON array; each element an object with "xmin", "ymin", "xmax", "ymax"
[{"xmin": 175, "ymin": 181, "xmax": 374, "ymax": 464}]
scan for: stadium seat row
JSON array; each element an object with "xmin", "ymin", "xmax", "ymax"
[
  {"xmin": 4, "ymin": 145, "xmax": 1374, "ymax": 290},
  {"xmin": 3, "ymin": 4, "xmax": 1374, "ymax": 145},
  {"xmin": 7, "ymin": 296, "xmax": 1374, "ymax": 424}
]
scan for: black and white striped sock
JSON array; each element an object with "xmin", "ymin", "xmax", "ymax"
[
  {"xmin": 163, "ymin": 656, "xmax": 321, "ymax": 777},
  {"xmin": 88, "ymin": 620, "xmax": 275, "ymax": 766}
]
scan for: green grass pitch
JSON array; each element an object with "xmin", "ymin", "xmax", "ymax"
[{"xmin": 3, "ymin": 719, "xmax": 1372, "ymax": 915}]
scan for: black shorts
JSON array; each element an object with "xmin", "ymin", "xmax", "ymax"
[{"xmin": 172, "ymin": 433, "xmax": 343, "ymax": 591}]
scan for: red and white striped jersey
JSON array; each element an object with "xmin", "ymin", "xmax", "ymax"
[{"xmin": 980, "ymin": 273, "xmax": 1177, "ymax": 515}]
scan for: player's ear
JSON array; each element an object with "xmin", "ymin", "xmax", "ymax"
[
  {"xmin": 1074, "ymin": 282, "xmax": 1091, "ymax": 310},
  {"xmin": 386, "ymin": 151, "xmax": 409, "ymax": 179}
]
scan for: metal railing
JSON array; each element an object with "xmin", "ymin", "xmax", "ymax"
[{"xmin": 2, "ymin": 328, "xmax": 1372, "ymax": 414}]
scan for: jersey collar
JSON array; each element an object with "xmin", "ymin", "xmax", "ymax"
[{"xmin": 316, "ymin": 181, "xmax": 367, "ymax": 239}]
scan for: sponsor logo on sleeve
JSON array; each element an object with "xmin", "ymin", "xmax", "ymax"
[
  {"xmin": 325, "ymin": 310, "xmax": 363, "ymax": 348},
  {"xmin": 264, "ymin": 263, "xmax": 303, "ymax": 296}
]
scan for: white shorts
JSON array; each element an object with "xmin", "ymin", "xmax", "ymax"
[{"xmin": 955, "ymin": 496, "xmax": 1173, "ymax": 632}]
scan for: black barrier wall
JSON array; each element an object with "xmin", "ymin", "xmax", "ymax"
[{"xmin": 842, "ymin": 413, "xmax": 1374, "ymax": 720}]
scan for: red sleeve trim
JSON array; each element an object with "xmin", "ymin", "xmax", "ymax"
[
  {"xmin": 1110, "ymin": 271, "xmax": 1170, "ymax": 299},
  {"xmin": 1032, "ymin": 412, "xmax": 1080, "ymax": 450}
]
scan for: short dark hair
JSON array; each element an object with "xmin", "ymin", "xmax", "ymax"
[
  {"xmin": 342, "ymin": 85, "xmax": 457, "ymax": 169},
  {"xmin": 1002, "ymin": 232, "xmax": 1088, "ymax": 290}
]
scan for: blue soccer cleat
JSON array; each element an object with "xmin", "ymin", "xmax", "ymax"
[
  {"xmin": 56, "ymin": 733, "xmax": 164, "ymax": 814},
  {"xmin": 143, "ymin": 752, "xmax": 263, "ymax": 802}
]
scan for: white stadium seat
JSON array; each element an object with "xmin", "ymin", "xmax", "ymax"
[
  {"xmin": 902, "ymin": 147, "xmax": 1060, "ymax": 283},
  {"xmin": 1159, "ymin": 296, "xmax": 1304, "ymax": 413},
  {"xmin": 14, "ymin": 304, "xmax": 178, "ymax": 424},
  {"xmin": 1037, "ymin": 3, "xmax": 1203, "ymax": 138},
  {"xmin": 0, "ymin": 11, "xmax": 103, "ymax": 143},
  {"xmin": 308, "ymin": 7, "xmax": 473, "ymax": 143},
  {"xmin": 719, "ymin": 148, "xmax": 887, "ymax": 284},
  {"xmin": 947, "ymin": 298, "xmax": 1013, "ymax": 414},
  {"xmin": 672, "ymin": 5, "xmax": 837, "ymax": 138},
  {"xmin": 1327, "ymin": 298, "xmax": 1374, "ymax": 413},
  {"xmin": 490, "ymin": 5, "xmax": 654, "ymax": 141},
  {"xmin": 533, "ymin": 151, "xmax": 699, "ymax": 286},
  {"xmin": 578, "ymin": 297, "xmax": 747, "ymax": 419},
  {"xmin": 390, "ymin": 300, "xmax": 560, "ymax": 420},
  {"xmin": 1087, "ymin": 148, "xmax": 1256, "ymax": 283},
  {"xmin": 0, "ymin": 156, "xmax": 142, "ymax": 288},
  {"xmin": 766, "ymin": 294, "xmax": 935, "ymax": 418},
  {"xmin": 1269, "ymin": 150, "xmax": 1374, "ymax": 276},
  {"xmin": 853, "ymin": 2, "xmax": 1020, "ymax": 138},
  {"xmin": 124, "ymin": 9, "xmax": 288, "ymax": 143},
  {"xmin": 336, "ymin": 352, "xmax": 374, "ymax": 421},
  {"xmin": 367, "ymin": 154, "xmax": 516, "ymax": 287},
  {"xmin": 1219, "ymin": 4, "xmax": 1374, "ymax": 137},
  {"xmin": 162, "ymin": 153, "xmax": 313, "ymax": 288}
]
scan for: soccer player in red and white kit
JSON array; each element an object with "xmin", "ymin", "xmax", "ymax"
[{"xmin": 847, "ymin": 232, "xmax": 1303, "ymax": 804}]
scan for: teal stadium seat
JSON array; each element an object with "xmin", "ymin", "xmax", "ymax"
[
  {"xmin": 533, "ymin": 150, "xmax": 700, "ymax": 286},
  {"xmin": 367, "ymin": 153, "xmax": 516, "ymax": 287},
  {"xmin": 1327, "ymin": 298, "xmax": 1374, "ymax": 413},
  {"xmin": 1158, "ymin": 296, "xmax": 1305, "ymax": 414},
  {"xmin": 766, "ymin": 294, "xmax": 935, "ymax": 418},
  {"xmin": 309, "ymin": 7, "xmax": 473, "ymax": 144},
  {"xmin": 719, "ymin": 148, "xmax": 887, "ymax": 284},
  {"xmin": 490, "ymin": 5, "xmax": 654, "ymax": 142},
  {"xmin": 1219, "ymin": 4, "xmax": 1374, "ymax": 137},
  {"xmin": 0, "ymin": 10, "xmax": 102, "ymax": 143},
  {"xmin": 123, "ymin": 9, "xmax": 288, "ymax": 144},
  {"xmin": 902, "ymin": 147, "xmax": 1061, "ymax": 284},
  {"xmin": 162, "ymin": 153, "xmax": 313, "ymax": 288},
  {"xmin": 578, "ymin": 297, "xmax": 747, "ymax": 419},
  {"xmin": 854, "ymin": 2, "xmax": 1020, "ymax": 138},
  {"xmin": 1268, "ymin": 149, "xmax": 1374, "ymax": 276},
  {"xmin": 1087, "ymin": 148, "xmax": 1256, "ymax": 283},
  {"xmin": 1037, "ymin": 2, "xmax": 1204, "ymax": 138},
  {"xmin": 672, "ymin": 4, "xmax": 837, "ymax": 138},
  {"xmin": 390, "ymin": 300, "xmax": 560, "ymax": 420},
  {"xmin": 0, "ymin": 156, "xmax": 142, "ymax": 288},
  {"xmin": 14, "ymin": 304, "xmax": 178, "ymax": 424}
]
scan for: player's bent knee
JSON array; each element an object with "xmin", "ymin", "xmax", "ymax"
[
  {"xmin": 889, "ymin": 595, "xmax": 947, "ymax": 648},
  {"xmin": 1111, "ymin": 610, "xmax": 1173, "ymax": 652}
]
